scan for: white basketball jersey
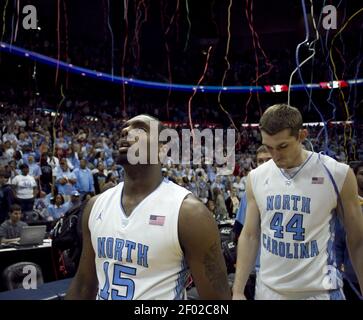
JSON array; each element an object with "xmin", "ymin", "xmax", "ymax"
[
  {"xmin": 250, "ymin": 151, "xmax": 349, "ymax": 298},
  {"xmin": 89, "ymin": 180, "xmax": 191, "ymax": 300}
]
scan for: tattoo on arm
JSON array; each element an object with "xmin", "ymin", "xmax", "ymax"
[{"xmin": 203, "ymin": 241, "xmax": 230, "ymax": 293}]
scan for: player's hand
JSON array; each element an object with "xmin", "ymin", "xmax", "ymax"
[{"xmin": 232, "ymin": 292, "xmax": 247, "ymax": 300}]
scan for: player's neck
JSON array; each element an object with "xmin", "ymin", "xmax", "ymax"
[
  {"xmin": 287, "ymin": 149, "xmax": 308, "ymax": 169},
  {"xmin": 123, "ymin": 165, "xmax": 163, "ymax": 196},
  {"xmin": 359, "ymin": 188, "xmax": 363, "ymax": 198}
]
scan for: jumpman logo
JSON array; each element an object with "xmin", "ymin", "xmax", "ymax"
[
  {"xmin": 96, "ymin": 212, "xmax": 103, "ymax": 221},
  {"xmin": 264, "ymin": 178, "xmax": 269, "ymax": 186}
]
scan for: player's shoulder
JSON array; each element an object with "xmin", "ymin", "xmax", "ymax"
[
  {"xmin": 92, "ymin": 182, "xmax": 123, "ymax": 208},
  {"xmin": 181, "ymin": 192, "xmax": 204, "ymax": 206},
  {"xmin": 164, "ymin": 179, "xmax": 187, "ymax": 191},
  {"xmin": 315, "ymin": 151, "xmax": 334, "ymax": 163},
  {"xmin": 162, "ymin": 179, "xmax": 193, "ymax": 198},
  {"xmin": 101, "ymin": 181, "xmax": 123, "ymax": 196},
  {"xmin": 250, "ymin": 159, "xmax": 274, "ymax": 176},
  {"xmin": 180, "ymin": 193, "xmax": 211, "ymax": 222},
  {"xmin": 316, "ymin": 152, "xmax": 349, "ymax": 171},
  {"xmin": 178, "ymin": 193, "xmax": 218, "ymax": 248}
]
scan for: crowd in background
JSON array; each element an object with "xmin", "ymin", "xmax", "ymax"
[{"xmin": 0, "ymin": 94, "xmax": 362, "ymax": 228}]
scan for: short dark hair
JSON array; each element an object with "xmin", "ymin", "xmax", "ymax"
[
  {"xmin": 259, "ymin": 104, "xmax": 303, "ymax": 138},
  {"xmin": 136, "ymin": 114, "xmax": 167, "ymax": 135},
  {"xmin": 10, "ymin": 204, "xmax": 22, "ymax": 213},
  {"xmin": 19, "ymin": 163, "xmax": 29, "ymax": 170},
  {"xmin": 55, "ymin": 193, "xmax": 65, "ymax": 204}
]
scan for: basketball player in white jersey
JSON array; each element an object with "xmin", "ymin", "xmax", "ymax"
[
  {"xmin": 233, "ymin": 104, "xmax": 363, "ymax": 300},
  {"xmin": 66, "ymin": 115, "xmax": 231, "ymax": 300}
]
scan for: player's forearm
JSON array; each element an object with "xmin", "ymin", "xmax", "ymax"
[
  {"xmin": 65, "ymin": 275, "xmax": 98, "ymax": 300},
  {"xmin": 232, "ymin": 231, "xmax": 259, "ymax": 295},
  {"xmin": 347, "ymin": 236, "xmax": 363, "ymax": 292}
]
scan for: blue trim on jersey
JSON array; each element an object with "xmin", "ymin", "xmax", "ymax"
[
  {"xmin": 327, "ymin": 212, "xmax": 338, "ymax": 267},
  {"xmin": 319, "ymin": 152, "xmax": 344, "ymax": 293},
  {"xmin": 329, "ymin": 288, "xmax": 345, "ymax": 300},
  {"xmin": 318, "ymin": 152, "xmax": 345, "ymax": 215},
  {"xmin": 174, "ymin": 259, "xmax": 189, "ymax": 300},
  {"xmin": 278, "ymin": 151, "xmax": 314, "ymax": 181},
  {"xmin": 326, "ymin": 211, "xmax": 344, "ymax": 291}
]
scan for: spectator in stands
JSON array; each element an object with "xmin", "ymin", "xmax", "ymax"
[
  {"xmin": 64, "ymin": 190, "xmax": 82, "ymax": 211},
  {"xmin": 17, "ymin": 132, "xmax": 30, "ymax": 150},
  {"xmin": 109, "ymin": 163, "xmax": 122, "ymax": 183},
  {"xmin": 2, "ymin": 129, "xmax": 18, "ymax": 145},
  {"xmin": 207, "ymin": 199, "xmax": 217, "ymax": 219},
  {"xmin": 27, "ymin": 155, "xmax": 41, "ymax": 183},
  {"xmin": 0, "ymin": 144, "xmax": 9, "ymax": 167},
  {"xmin": 73, "ymin": 159, "xmax": 95, "ymax": 197},
  {"xmin": 226, "ymin": 188, "xmax": 240, "ymax": 219},
  {"xmin": 11, "ymin": 163, "xmax": 37, "ymax": 213},
  {"xmin": 188, "ymin": 175, "xmax": 199, "ymax": 197},
  {"xmin": 0, "ymin": 166, "xmax": 14, "ymax": 223},
  {"xmin": 33, "ymin": 189, "xmax": 52, "ymax": 221},
  {"xmin": 233, "ymin": 175, "xmax": 245, "ymax": 199},
  {"xmin": 206, "ymin": 164, "xmax": 217, "ymax": 183},
  {"xmin": 195, "ymin": 164, "xmax": 208, "ymax": 180},
  {"xmin": 183, "ymin": 165, "xmax": 195, "ymax": 181},
  {"xmin": 21, "ymin": 144, "xmax": 36, "ymax": 166},
  {"xmin": 66, "ymin": 144, "xmax": 80, "ymax": 170},
  {"xmin": 55, "ymin": 132, "xmax": 69, "ymax": 151},
  {"xmin": 47, "ymin": 150, "xmax": 60, "ymax": 171},
  {"xmin": 39, "ymin": 153, "xmax": 53, "ymax": 194},
  {"xmin": 3, "ymin": 140, "xmax": 15, "ymax": 163},
  {"xmin": 213, "ymin": 187, "xmax": 228, "ymax": 221},
  {"xmin": 161, "ymin": 167, "xmax": 169, "ymax": 182},
  {"xmin": 101, "ymin": 172, "xmax": 118, "ymax": 193},
  {"xmin": 55, "ymin": 158, "xmax": 77, "ymax": 201},
  {"xmin": 93, "ymin": 150, "xmax": 107, "ymax": 169},
  {"xmin": 47, "ymin": 194, "xmax": 68, "ymax": 221},
  {"xmin": 93, "ymin": 162, "xmax": 108, "ymax": 195},
  {"xmin": 172, "ymin": 164, "xmax": 183, "ymax": 178},
  {"xmin": 7, "ymin": 160, "xmax": 19, "ymax": 182},
  {"xmin": 0, "ymin": 204, "xmax": 27, "ymax": 243},
  {"xmin": 196, "ymin": 173, "xmax": 210, "ymax": 204},
  {"xmin": 211, "ymin": 176, "xmax": 225, "ymax": 198}
]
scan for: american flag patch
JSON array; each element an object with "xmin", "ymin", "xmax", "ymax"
[
  {"xmin": 312, "ymin": 177, "xmax": 324, "ymax": 184},
  {"xmin": 149, "ymin": 215, "xmax": 166, "ymax": 226}
]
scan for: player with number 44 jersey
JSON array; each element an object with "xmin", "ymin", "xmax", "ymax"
[{"xmin": 232, "ymin": 104, "xmax": 363, "ymax": 300}]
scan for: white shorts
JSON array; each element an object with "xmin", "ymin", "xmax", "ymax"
[{"xmin": 255, "ymin": 274, "xmax": 345, "ymax": 300}]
